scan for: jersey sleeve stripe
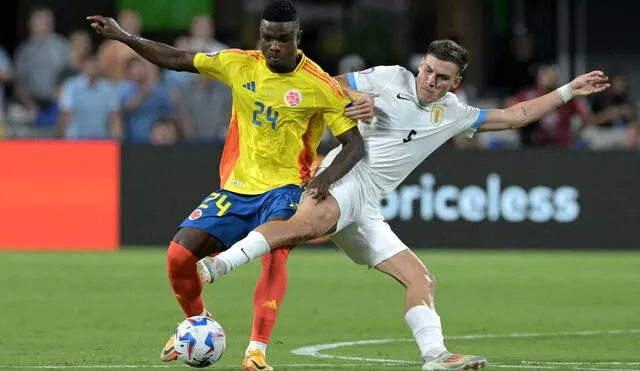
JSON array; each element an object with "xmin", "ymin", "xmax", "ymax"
[
  {"xmin": 219, "ymin": 107, "xmax": 240, "ymax": 189},
  {"xmin": 297, "ymin": 113, "xmax": 318, "ymax": 182},
  {"xmin": 224, "ymin": 49, "xmax": 261, "ymax": 60},
  {"xmin": 225, "ymin": 49, "xmax": 247, "ymax": 55},
  {"xmin": 302, "ymin": 66, "xmax": 336, "ymax": 92},
  {"xmin": 346, "ymin": 73, "xmax": 358, "ymax": 90},
  {"xmin": 302, "ymin": 65, "xmax": 347, "ymax": 100},
  {"xmin": 471, "ymin": 109, "xmax": 488, "ymax": 130}
]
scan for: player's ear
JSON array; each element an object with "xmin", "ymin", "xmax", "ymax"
[
  {"xmin": 296, "ymin": 29, "xmax": 302, "ymax": 45},
  {"xmin": 452, "ymin": 75, "xmax": 462, "ymax": 90}
]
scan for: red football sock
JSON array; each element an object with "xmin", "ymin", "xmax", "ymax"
[
  {"xmin": 250, "ymin": 247, "xmax": 291, "ymax": 344},
  {"xmin": 167, "ymin": 241, "xmax": 205, "ymax": 317}
]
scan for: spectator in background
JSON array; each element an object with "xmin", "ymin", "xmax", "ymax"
[
  {"xmin": 13, "ymin": 7, "xmax": 69, "ymax": 136},
  {"xmin": 58, "ymin": 55, "xmax": 122, "ymax": 139},
  {"xmin": 338, "ymin": 54, "xmax": 366, "ymax": 75},
  {"xmin": 163, "ymin": 36, "xmax": 194, "ymax": 107},
  {"xmin": 97, "ymin": 9, "xmax": 158, "ymax": 84},
  {"xmin": 121, "ymin": 56, "xmax": 172, "ymax": 142},
  {"xmin": 189, "ymin": 14, "xmax": 228, "ymax": 53},
  {"xmin": 491, "ymin": 26, "xmax": 540, "ymax": 97},
  {"xmin": 583, "ymin": 68, "xmax": 638, "ymax": 150},
  {"xmin": 506, "ymin": 61, "xmax": 594, "ymax": 148},
  {"xmin": 58, "ymin": 30, "xmax": 93, "ymax": 84},
  {"xmin": 0, "ymin": 45, "xmax": 13, "ymax": 135},
  {"xmin": 178, "ymin": 74, "xmax": 231, "ymax": 142},
  {"xmin": 150, "ymin": 117, "xmax": 178, "ymax": 145}
]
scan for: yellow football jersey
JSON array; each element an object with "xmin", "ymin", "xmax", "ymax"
[{"xmin": 193, "ymin": 49, "xmax": 356, "ymax": 195}]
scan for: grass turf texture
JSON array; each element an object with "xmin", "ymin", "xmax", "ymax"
[{"xmin": 0, "ymin": 248, "xmax": 638, "ymax": 371}]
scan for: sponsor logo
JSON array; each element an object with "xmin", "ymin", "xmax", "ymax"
[{"xmin": 381, "ymin": 173, "xmax": 580, "ymax": 223}]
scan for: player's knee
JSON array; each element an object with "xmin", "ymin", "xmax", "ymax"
[
  {"xmin": 172, "ymin": 227, "xmax": 222, "ymax": 259},
  {"xmin": 425, "ymin": 271, "xmax": 436, "ymax": 292},
  {"xmin": 167, "ymin": 241, "xmax": 191, "ymax": 273},
  {"xmin": 406, "ymin": 267, "xmax": 436, "ymax": 293}
]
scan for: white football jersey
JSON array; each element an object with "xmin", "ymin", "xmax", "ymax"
[{"xmin": 323, "ymin": 65, "xmax": 487, "ymax": 197}]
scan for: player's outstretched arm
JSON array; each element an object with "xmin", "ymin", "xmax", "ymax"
[
  {"xmin": 87, "ymin": 15, "xmax": 197, "ymax": 73},
  {"xmin": 478, "ymin": 70, "xmax": 610, "ymax": 132},
  {"xmin": 303, "ymin": 127, "xmax": 365, "ymax": 201}
]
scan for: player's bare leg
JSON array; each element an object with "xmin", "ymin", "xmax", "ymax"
[
  {"xmin": 375, "ymin": 251, "xmax": 486, "ymax": 370},
  {"xmin": 198, "ymin": 193, "xmax": 340, "ymax": 283},
  {"xmin": 162, "ymin": 227, "xmax": 225, "ymax": 362}
]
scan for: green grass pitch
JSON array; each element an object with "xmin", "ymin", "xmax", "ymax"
[{"xmin": 0, "ymin": 248, "xmax": 638, "ymax": 371}]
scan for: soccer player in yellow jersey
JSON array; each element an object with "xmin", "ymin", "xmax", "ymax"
[{"xmin": 89, "ymin": 1, "xmax": 373, "ymax": 369}]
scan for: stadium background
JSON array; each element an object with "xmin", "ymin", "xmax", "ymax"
[
  {"xmin": 0, "ymin": 2, "xmax": 639, "ymax": 370},
  {"xmin": 1, "ymin": 0, "xmax": 639, "ymax": 251}
]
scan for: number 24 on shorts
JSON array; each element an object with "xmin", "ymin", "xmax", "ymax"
[{"xmin": 199, "ymin": 192, "xmax": 232, "ymax": 216}]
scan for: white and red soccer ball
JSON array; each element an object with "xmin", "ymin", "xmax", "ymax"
[{"xmin": 173, "ymin": 315, "xmax": 226, "ymax": 368}]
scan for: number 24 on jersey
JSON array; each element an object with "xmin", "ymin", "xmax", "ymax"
[{"xmin": 252, "ymin": 101, "xmax": 279, "ymax": 129}]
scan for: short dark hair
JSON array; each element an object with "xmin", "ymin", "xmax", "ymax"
[
  {"xmin": 426, "ymin": 39, "xmax": 469, "ymax": 75},
  {"xmin": 262, "ymin": 0, "xmax": 298, "ymax": 22}
]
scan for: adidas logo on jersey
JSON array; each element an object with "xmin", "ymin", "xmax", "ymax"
[{"xmin": 243, "ymin": 81, "xmax": 256, "ymax": 92}]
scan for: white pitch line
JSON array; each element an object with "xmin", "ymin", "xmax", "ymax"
[
  {"xmin": 2, "ymin": 364, "xmax": 639, "ymax": 371},
  {"xmin": 0, "ymin": 364, "xmax": 421, "ymax": 370},
  {"xmin": 2, "ymin": 362, "xmax": 640, "ymax": 371},
  {"xmin": 493, "ymin": 365, "xmax": 640, "ymax": 371},
  {"xmin": 524, "ymin": 361, "xmax": 640, "ymax": 366},
  {"xmin": 291, "ymin": 328, "xmax": 640, "ymax": 369}
]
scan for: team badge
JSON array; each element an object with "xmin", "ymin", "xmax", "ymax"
[
  {"xmin": 189, "ymin": 209, "xmax": 203, "ymax": 220},
  {"xmin": 284, "ymin": 89, "xmax": 302, "ymax": 107},
  {"xmin": 431, "ymin": 104, "xmax": 445, "ymax": 126}
]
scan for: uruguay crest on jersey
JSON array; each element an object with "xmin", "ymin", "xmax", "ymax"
[{"xmin": 431, "ymin": 104, "xmax": 444, "ymax": 126}]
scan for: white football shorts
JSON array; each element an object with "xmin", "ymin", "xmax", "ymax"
[{"xmin": 316, "ymin": 159, "xmax": 408, "ymax": 267}]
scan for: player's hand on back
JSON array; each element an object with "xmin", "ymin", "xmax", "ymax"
[
  {"xmin": 87, "ymin": 15, "xmax": 129, "ymax": 41},
  {"xmin": 569, "ymin": 70, "xmax": 610, "ymax": 97},
  {"xmin": 302, "ymin": 172, "xmax": 331, "ymax": 202},
  {"xmin": 345, "ymin": 92, "xmax": 377, "ymax": 124}
]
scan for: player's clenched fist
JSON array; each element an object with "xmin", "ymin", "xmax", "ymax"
[{"xmin": 86, "ymin": 15, "xmax": 128, "ymax": 41}]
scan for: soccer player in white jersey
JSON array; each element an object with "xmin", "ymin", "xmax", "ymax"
[{"xmin": 198, "ymin": 39, "xmax": 609, "ymax": 370}]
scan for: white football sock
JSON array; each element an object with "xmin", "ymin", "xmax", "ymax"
[
  {"xmin": 216, "ymin": 231, "xmax": 270, "ymax": 274},
  {"xmin": 245, "ymin": 341, "xmax": 268, "ymax": 357},
  {"xmin": 405, "ymin": 305, "xmax": 447, "ymax": 358}
]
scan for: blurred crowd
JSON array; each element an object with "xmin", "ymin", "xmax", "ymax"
[
  {"xmin": 0, "ymin": 7, "xmax": 637, "ymax": 150},
  {"xmin": 1, "ymin": 8, "xmax": 232, "ymax": 145}
]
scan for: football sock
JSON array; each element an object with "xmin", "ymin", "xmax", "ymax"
[
  {"xmin": 167, "ymin": 241, "xmax": 205, "ymax": 317},
  {"xmin": 215, "ymin": 231, "xmax": 270, "ymax": 274},
  {"xmin": 245, "ymin": 341, "xmax": 268, "ymax": 357},
  {"xmin": 248, "ymin": 247, "xmax": 291, "ymax": 350},
  {"xmin": 405, "ymin": 305, "xmax": 447, "ymax": 358}
]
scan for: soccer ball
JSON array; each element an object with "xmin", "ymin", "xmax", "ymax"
[{"xmin": 173, "ymin": 315, "xmax": 226, "ymax": 368}]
